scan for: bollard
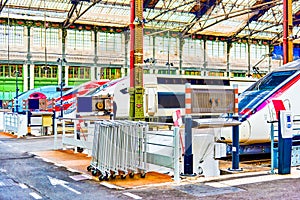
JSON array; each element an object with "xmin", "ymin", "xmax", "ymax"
[{"xmin": 184, "ymin": 115, "xmax": 193, "ymax": 175}]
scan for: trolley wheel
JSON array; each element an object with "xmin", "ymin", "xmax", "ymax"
[
  {"xmin": 99, "ymin": 175, "xmax": 105, "ymax": 181},
  {"xmin": 129, "ymin": 172, "xmax": 134, "ymax": 178},
  {"xmin": 110, "ymin": 174, "xmax": 117, "ymax": 180},
  {"xmin": 92, "ymin": 169, "xmax": 100, "ymax": 176},
  {"xmin": 120, "ymin": 174, "xmax": 126, "ymax": 179},
  {"xmin": 87, "ymin": 165, "xmax": 92, "ymax": 172},
  {"xmin": 140, "ymin": 173, "xmax": 146, "ymax": 178},
  {"xmin": 104, "ymin": 175, "xmax": 109, "ymax": 181}
]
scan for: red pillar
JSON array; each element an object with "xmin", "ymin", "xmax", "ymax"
[{"xmin": 283, "ymin": 0, "xmax": 293, "ymax": 64}]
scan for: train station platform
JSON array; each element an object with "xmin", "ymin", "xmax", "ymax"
[{"xmin": 1, "ymin": 131, "xmax": 300, "ymax": 192}]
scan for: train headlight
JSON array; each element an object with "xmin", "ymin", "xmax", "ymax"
[{"xmin": 95, "ymin": 100, "xmax": 104, "ymax": 111}]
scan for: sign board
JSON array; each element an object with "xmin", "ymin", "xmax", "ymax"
[
  {"xmin": 28, "ymin": 99, "xmax": 39, "ymax": 110},
  {"xmin": 191, "ymin": 88, "xmax": 235, "ymax": 114}
]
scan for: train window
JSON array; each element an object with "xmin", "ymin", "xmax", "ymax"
[
  {"xmin": 157, "ymin": 78, "xmax": 230, "ymax": 86},
  {"xmin": 157, "ymin": 92, "xmax": 185, "ymax": 109},
  {"xmin": 246, "ymin": 70, "xmax": 297, "ymax": 92}
]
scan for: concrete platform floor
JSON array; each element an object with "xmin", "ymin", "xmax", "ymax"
[
  {"xmin": 0, "ymin": 131, "xmax": 280, "ymax": 189},
  {"xmin": 0, "ymin": 131, "xmax": 173, "ymax": 188},
  {"xmin": 32, "ymin": 149, "xmax": 173, "ymax": 188}
]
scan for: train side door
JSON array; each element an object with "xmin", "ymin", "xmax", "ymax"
[{"xmin": 144, "ymin": 86, "xmax": 157, "ymax": 117}]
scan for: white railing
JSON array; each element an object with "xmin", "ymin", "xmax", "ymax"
[
  {"xmin": 3, "ymin": 112, "xmax": 27, "ymax": 138},
  {"xmin": 54, "ymin": 117, "xmax": 97, "ymax": 155}
]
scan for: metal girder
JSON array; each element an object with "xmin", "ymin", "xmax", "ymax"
[
  {"xmin": 236, "ymin": 22, "xmax": 281, "ymax": 41},
  {"xmin": 143, "ymin": 0, "xmax": 159, "ymax": 9},
  {"xmin": 294, "ymin": 9, "xmax": 300, "ymax": 26},
  {"xmin": 147, "ymin": 0, "xmax": 195, "ymax": 23},
  {"xmin": 190, "ymin": 0, "xmax": 219, "ymax": 18},
  {"xmin": 183, "ymin": 0, "xmax": 281, "ymax": 38},
  {"xmin": 63, "ymin": 0, "xmax": 101, "ymax": 29},
  {"xmin": 250, "ymin": 0, "xmax": 274, "ymax": 21},
  {"xmin": 0, "ymin": 0, "xmax": 9, "ymax": 13},
  {"xmin": 182, "ymin": 2, "xmax": 219, "ymax": 37},
  {"xmin": 230, "ymin": 0, "xmax": 277, "ymax": 40}
]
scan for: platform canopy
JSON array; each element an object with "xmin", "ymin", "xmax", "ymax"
[{"xmin": 1, "ymin": 0, "xmax": 300, "ymax": 43}]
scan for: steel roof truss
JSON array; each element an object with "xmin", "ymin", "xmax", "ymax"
[{"xmin": 0, "ymin": 0, "xmax": 9, "ymax": 13}]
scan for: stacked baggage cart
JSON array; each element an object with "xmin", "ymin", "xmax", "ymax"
[{"xmin": 87, "ymin": 120, "xmax": 147, "ymax": 181}]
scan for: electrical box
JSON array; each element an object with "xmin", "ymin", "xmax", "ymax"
[
  {"xmin": 42, "ymin": 114, "xmax": 52, "ymax": 127},
  {"xmin": 280, "ymin": 110, "xmax": 293, "ymax": 138}
]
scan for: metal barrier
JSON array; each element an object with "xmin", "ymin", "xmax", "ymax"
[
  {"xmin": 88, "ymin": 121, "xmax": 180, "ymax": 182},
  {"xmin": 55, "ymin": 117, "xmax": 96, "ymax": 155},
  {"xmin": 3, "ymin": 112, "xmax": 27, "ymax": 138}
]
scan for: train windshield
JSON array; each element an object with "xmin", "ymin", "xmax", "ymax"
[
  {"xmin": 239, "ymin": 70, "xmax": 297, "ymax": 112},
  {"xmin": 245, "ymin": 70, "xmax": 297, "ymax": 92}
]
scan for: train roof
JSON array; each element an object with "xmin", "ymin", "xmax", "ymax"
[{"xmin": 274, "ymin": 59, "xmax": 300, "ymax": 71}]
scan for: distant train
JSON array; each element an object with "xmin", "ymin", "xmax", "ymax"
[
  {"xmin": 53, "ymin": 79, "xmax": 109, "ymax": 116},
  {"xmin": 8, "ymin": 85, "xmax": 73, "ymax": 112},
  {"xmin": 217, "ymin": 59, "xmax": 300, "ymax": 154},
  {"xmin": 84, "ymin": 74, "xmax": 256, "ymax": 122}
]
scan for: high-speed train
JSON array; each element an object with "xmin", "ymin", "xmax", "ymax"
[
  {"xmin": 85, "ymin": 74, "xmax": 256, "ymax": 122},
  {"xmin": 8, "ymin": 85, "xmax": 73, "ymax": 112},
  {"xmin": 217, "ymin": 59, "xmax": 300, "ymax": 153},
  {"xmin": 53, "ymin": 79, "xmax": 109, "ymax": 117}
]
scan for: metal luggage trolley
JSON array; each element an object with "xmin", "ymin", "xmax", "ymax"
[
  {"xmin": 88, "ymin": 120, "xmax": 147, "ymax": 181},
  {"xmin": 87, "ymin": 122, "xmax": 101, "ymax": 173}
]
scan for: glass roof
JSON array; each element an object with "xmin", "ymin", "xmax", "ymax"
[{"xmin": 1, "ymin": 0, "xmax": 300, "ymax": 42}]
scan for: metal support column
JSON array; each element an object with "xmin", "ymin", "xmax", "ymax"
[
  {"xmin": 183, "ymin": 83, "xmax": 194, "ymax": 175},
  {"xmin": 93, "ymin": 28, "xmax": 98, "ymax": 80},
  {"xmin": 229, "ymin": 123, "xmax": 242, "ymax": 171},
  {"xmin": 184, "ymin": 116, "xmax": 193, "ymax": 175},
  {"xmin": 226, "ymin": 40, "xmax": 232, "ymax": 77},
  {"xmin": 129, "ymin": 0, "xmax": 145, "ymax": 121},
  {"xmin": 26, "ymin": 25, "xmax": 32, "ymax": 92},
  {"xmin": 283, "ymin": 0, "xmax": 293, "ymax": 64},
  {"xmin": 203, "ymin": 39, "xmax": 207, "ymax": 76}
]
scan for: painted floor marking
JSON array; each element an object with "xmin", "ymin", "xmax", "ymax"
[
  {"xmin": 29, "ymin": 192, "xmax": 42, "ymax": 199},
  {"xmin": 69, "ymin": 174, "xmax": 92, "ymax": 181},
  {"xmin": 0, "ymin": 179, "xmax": 17, "ymax": 187},
  {"xmin": 123, "ymin": 192, "xmax": 142, "ymax": 199},
  {"xmin": 19, "ymin": 183, "xmax": 28, "ymax": 189},
  {"xmin": 54, "ymin": 163, "xmax": 65, "ymax": 167},
  {"xmin": 0, "ymin": 181, "xmax": 5, "ymax": 187},
  {"xmin": 206, "ymin": 174, "xmax": 296, "ymax": 188},
  {"xmin": 0, "ymin": 168, "xmax": 7, "ymax": 173},
  {"xmin": 100, "ymin": 182, "xmax": 124, "ymax": 190},
  {"xmin": 66, "ymin": 168, "xmax": 80, "ymax": 173},
  {"xmin": 206, "ymin": 182, "xmax": 227, "ymax": 188}
]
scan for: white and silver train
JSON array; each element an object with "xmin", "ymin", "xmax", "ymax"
[
  {"xmin": 216, "ymin": 59, "xmax": 300, "ymax": 154},
  {"xmin": 86, "ymin": 74, "xmax": 256, "ymax": 122}
]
